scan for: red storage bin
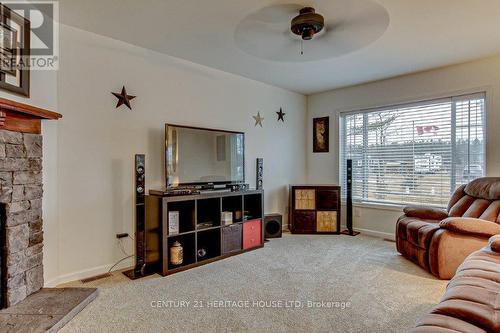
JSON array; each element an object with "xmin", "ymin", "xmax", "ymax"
[{"xmin": 243, "ymin": 219, "xmax": 262, "ymax": 250}]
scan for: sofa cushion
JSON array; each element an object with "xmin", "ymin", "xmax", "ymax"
[
  {"xmin": 464, "ymin": 177, "xmax": 500, "ymax": 200},
  {"xmin": 439, "ymin": 217, "xmax": 500, "ymax": 238},
  {"xmin": 448, "ymin": 195, "xmax": 477, "ymax": 217},
  {"xmin": 447, "ymin": 184, "xmax": 466, "ymax": 212},
  {"xmin": 477, "ymin": 200, "xmax": 500, "ymax": 223},
  {"xmin": 397, "ymin": 216, "xmax": 440, "ymax": 249},
  {"xmin": 411, "ymin": 236, "xmax": 500, "ymax": 333},
  {"xmin": 448, "ymin": 195, "xmax": 500, "ymax": 223},
  {"xmin": 412, "ymin": 314, "xmax": 486, "ymax": 333},
  {"xmin": 404, "ymin": 206, "xmax": 449, "ymax": 220}
]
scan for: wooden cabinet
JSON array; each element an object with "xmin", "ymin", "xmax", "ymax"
[{"xmin": 289, "ymin": 185, "xmax": 341, "ymax": 234}]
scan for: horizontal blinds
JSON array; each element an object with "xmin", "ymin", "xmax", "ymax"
[{"xmin": 340, "ymin": 93, "xmax": 486, "ymax": 207}]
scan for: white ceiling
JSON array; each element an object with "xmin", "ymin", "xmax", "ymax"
[
  {"xmin": 58, "ymin": 0, "xmax": 500, "ymax": 95},
  {"xmin": 234, "ymin": 1, "xmax": 390, "ymax": 62}
]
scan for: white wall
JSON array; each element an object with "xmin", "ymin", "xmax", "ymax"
[
  {"xmin": 307, "ymin": 55, "xmax": 500, "ymax": 239},
  {"xmin": 45, "ymin": 25, "xmax": 306, "ymax": 285}
]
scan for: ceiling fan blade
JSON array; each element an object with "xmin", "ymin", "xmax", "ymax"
[
  {"xmin": 325, "ymin": 4, "xmax": 389, "ymax": 33},
  {"xmin": 235, "ymin": 1, "xmax": 389, "ymax": 62},
  {"xmin": 236, "ymin": 19, "xmax": 304, "ymax": 61},
  {"xmin": 247, "ymin": 4, "xmax": 302, "ymax": 24},
  {"xmin": 314, "ymin": 3, "xmax": 389, "ymax": 54}
]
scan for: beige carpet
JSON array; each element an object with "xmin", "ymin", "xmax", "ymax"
[{"xmin": 59, "ymin": 234, "xmax": 447, "ymax": 333}]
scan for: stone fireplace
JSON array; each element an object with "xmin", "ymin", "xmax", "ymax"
[{"xmin": 0, "ymin": 98, "xmax": 61, "ymax": 308}]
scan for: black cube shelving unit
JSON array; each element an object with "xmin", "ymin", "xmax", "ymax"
[{"xmin": 143, "ymin": 190, "xmax": 264, "ymax": 276}]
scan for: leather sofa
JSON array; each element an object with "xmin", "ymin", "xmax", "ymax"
[
  {"xmin": 396, "ymin": 177, "xmax": 500, "ymax": 279},
  {"xmin": 410, "ymin": 235, "xmax": 500, "ymax": 333}
]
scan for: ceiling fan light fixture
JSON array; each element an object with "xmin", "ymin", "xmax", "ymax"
[
  {"xmin": 291, "ymin": 7, "xmax": 325, "ymax": 40},
  {"xmin": 301, "ymin": 27, "xmax": 315, "ymax": 40}
]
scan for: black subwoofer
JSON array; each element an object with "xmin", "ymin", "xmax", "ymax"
[{"xmin": 264, "ymin": 214, "xmax": 282, "ymax": 239}]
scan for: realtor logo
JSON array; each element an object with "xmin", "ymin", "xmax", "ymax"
[{"xmin": 1, "ymin": 0, "xmax": 59, "ymax": 70}]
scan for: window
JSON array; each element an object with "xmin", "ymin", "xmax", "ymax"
[{"xmin": 340, "ymin": 93, "xmax": 485, "ymax": 207}]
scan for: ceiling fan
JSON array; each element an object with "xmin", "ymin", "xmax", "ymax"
[
  {"xmin": 234, "ymin": 1, "xmax": 389, "ymax": 62},
  {"xmin": 290, "ymin": 7, "xmax": 325, "ymax": 41}
]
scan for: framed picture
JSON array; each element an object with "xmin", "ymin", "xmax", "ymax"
[
  {"xmin": 0, "ymin": 4, "xmax": 30, "ymax": 97},
  {"xmin": 313, "ymin": 116, "xmax": 329, "ymax": 153},
  {"xmin": 0, "ymin": 23, "xmax": 17, "ymax": 76}
]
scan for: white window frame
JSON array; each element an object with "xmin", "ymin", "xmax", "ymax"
[{"xmin": 339, "ymin": 92, "xmax": 487, "ymax": 208}]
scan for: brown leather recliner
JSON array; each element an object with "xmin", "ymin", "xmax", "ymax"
[
  {"xmin": 396, "ymin": 177, "xmax": 500, "ymax": 279},
  {"xmin": 410, "ymin": 235, "xmax": 500, "ymax": 333}
]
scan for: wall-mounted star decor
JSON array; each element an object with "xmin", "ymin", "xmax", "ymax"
[
  {"xmin": 112, "ymin": 86, "xmax": 136, "ymax": 110},
  {"xmin": 277, "ymin": 108, "xmax": 286, "ymax": 122},
  {"xmin": 253, "ymin": 112, "xmax": 264, "ymax": 127}
]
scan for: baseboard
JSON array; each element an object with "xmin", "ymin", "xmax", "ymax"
[
  {"xmin": 355, "ymin": 228, "xmax": 395, "ymax": 240},
  {"xmin": 45, "ymin": 257, "xmax": 134, "ymax": 287},
  {"xmin": 341, "ymin": 224, "xmax": 395, "ymax": 241}
]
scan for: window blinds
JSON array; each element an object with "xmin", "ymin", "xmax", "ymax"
[{"xmin": 340, "ymin": 93, "xmax": 485, "ymax": 207}]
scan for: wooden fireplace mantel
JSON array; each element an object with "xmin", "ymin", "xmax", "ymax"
[{"xmin": 0, "ymin": 97, "xmax": 62, "ymax": 134}]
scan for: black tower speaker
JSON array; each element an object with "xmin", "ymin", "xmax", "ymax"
[
  {"xmin": 124, "ymin": 154, "xmax": 150, "ymax": 279},
  {"xmin": 256, "ymin": 158, "xmax": 263, "ymax": 190},
  {"xmin": 264, "ymin": 214, "xmax": 282, "ymax": 239},
  {"xmin": 341, "ymin": 159, "xmax": 359, "ymax": 236}
]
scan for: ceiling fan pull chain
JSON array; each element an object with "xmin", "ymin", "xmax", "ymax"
[{"xmin": 301, "ymin": 40, "xmax": 304, "ymax": 55}]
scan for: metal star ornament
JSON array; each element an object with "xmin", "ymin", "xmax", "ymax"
[
  {"xmin": 112, "ymin": 86, "xmax": 136, "ymax": 110},
  {"xmin": 276, "ymin": 108, "xmax": 286, "ymax": 122},
  {"xmin": 253, "ymin": 112, "xmax": 264, "ymax": 127}
]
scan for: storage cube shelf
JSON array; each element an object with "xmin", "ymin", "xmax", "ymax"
[
  {"xmin": 289, "ymin": 185, "xmax": 341, "ymax": 234},
  {"xmin": 221, "ymin": 195, "xmax": 243, "ymax": 223},
  {"xmin": 295, "ymin": 189, "xmax": 316, "ymax": 210},
  {"xmin": 243, "ymin": 219, "xmax": 262, "ymax": 249},
  {"xmin": 197, "ymin": 198, "xmax": 221, "ymax": 229},
  {"xmin": 167, "ymin": 234, "xmax": 196, "ymax": 269},
  {"xmin": 222, "ymin": 224, "xmax": 242, "ymax": 254},
  {"xmin": 167, "ymin": 200, "xmax": 195, "ymax": 234},
  {"xmin": 197, "ymin": 229, "xmax": 221, "ymax": 262},
  {"xmin": 145, "ymin": 190, "xmax": 264, "ymax": 276},
  {"xmin": 316, "ymin": 211, "xmax": 337, "ymax": 232},
  {"xmin": 243, "ymin": 194, "xmax": 263, "ymax": 220}
]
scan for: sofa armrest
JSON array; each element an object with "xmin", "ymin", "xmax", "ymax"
[
  {"xmin": 403, "ymin": 206, "xmax": 448, "ymax": 220},
  {"xmin": 488, "ymin": 235, "xmax": 500, "ymax": 252},
  {"xmin": 439, "ymin": 217, "xmax": 500, "ymax": 238}
]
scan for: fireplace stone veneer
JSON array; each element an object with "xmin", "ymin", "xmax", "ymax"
[
  {"xmin": 0, "ymin": 98, "xmax": 61, "ymax": 308},
  {"xmin": 0, "ymin": 129, "xmax": 44, "ymax": 307}
]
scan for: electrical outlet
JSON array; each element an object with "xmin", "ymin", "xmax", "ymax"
[
  {"xmin": 354, "ymin": 208, "xmax": 361, "ymax": 218},
  {"xmin": 116, "ymin": 233, "xmax": 129, "ymax": 239}
]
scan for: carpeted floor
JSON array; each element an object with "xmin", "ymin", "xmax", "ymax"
[{"xmin": 59, "ymin": 234, "xmax": 447, "ymax": 333}]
